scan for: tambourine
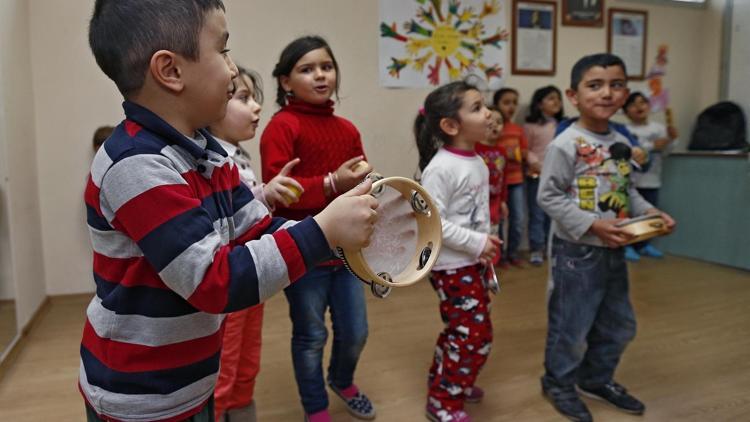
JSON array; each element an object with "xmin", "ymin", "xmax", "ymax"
[
  {"xmin": 616, "ymin": 214, "xmax": 670, "ymax": 245},
  {"xmin": 337, "ymin": 176, "xmax": 442, "ymax": 298}
]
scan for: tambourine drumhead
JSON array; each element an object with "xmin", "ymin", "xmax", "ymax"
[
  {"xmin": 616, "ymin": 214, "xmax": 670, "ymax": 245},
  {"xmin": 339, "ymin": 177, "xmax": 442, "ymax": 288}
]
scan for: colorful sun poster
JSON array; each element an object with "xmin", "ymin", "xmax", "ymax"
[{"xmin": 379, "ymin": 0, "xmax": 509, "ymax": 89}]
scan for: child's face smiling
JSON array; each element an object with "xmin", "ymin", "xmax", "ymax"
[
  {"xmin": 540, "ymin": 91, "xmax": 562, "ymax": 118},
  {"xmin": 281, "ymin": 48, "xmax": 337, "ymax": 105},
  {"xmin": 566, "ymin": 65, "xmax": 629, "ymax": 131},
  {"xmin": 625, "ymin": 95, "xmax": 650, "ymax": 124}
]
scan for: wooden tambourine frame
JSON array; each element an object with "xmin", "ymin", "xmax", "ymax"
[
  {"xmin": 337, "ymin": 176, "xmax": 442, "ymax": 298},
  {"xmin": 616, "ymin": 214, "xmax": 670, "ymax": 245}
]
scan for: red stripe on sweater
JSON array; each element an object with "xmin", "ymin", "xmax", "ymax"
[
  {"xmin": 233, "ymin": 215, "xmax": 273, "ymax": 246},
  {"xmin": 124, "ymin": 120, "xmax": 142, "ymax": 137},
  {"xmin": 85, "ymin": 176, "xmax": 103, "ymax": 216},
  {"xmin": 115, "ymin": 184, "xmax": 200, "ymax": 241},
  {"xmin": 185, "ymin": 245, "xmax": 232, "ymax": 313},
  {"xmin": 273, "ymin": 230, "xmax": 306, "ymax": 282},
  {"xmin": 81, "ymin": 319, "xmax": 222, "ymax": 373},
  {"xmin": 93, "ymin": 253, "xmax": 168, "ymax": 289}
]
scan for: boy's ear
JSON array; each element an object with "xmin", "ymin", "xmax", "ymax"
[
  {"xmin": 149, "ymin": 50, "xmax": 184, "ymax": 94},
  {"xmin": 565, "ymin": 88, "xmax": 579, "ymax": 109},
  {"xmin": 439, "ymin": 117, "xmax": 460, "ymax": 137},
  {"xmin": 279, "ymin": 75, "xmax": 292, "ymax": 95}
]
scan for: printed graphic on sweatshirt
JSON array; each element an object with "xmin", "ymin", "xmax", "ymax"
[
  {"xmin": 570, "ymin": 137, "xmax": 633, "ymax": 218},
  {"xmin": 478, "ymin": 149, "xmax": 507, "ymax": 196}
]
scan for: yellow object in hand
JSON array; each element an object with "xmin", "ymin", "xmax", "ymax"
[{"xmin": 284, "ymin": 184, "xmax": 302, "ymax": 200}]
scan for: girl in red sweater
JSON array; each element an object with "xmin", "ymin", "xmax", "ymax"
[{"xmin": 260, "ymin": 36, "xmax": 375, "ymax": 422}]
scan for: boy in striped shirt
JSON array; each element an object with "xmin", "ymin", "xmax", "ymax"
[{"xmin": 82, "ymin": 1, "xmax": 378, "ymax": 420}]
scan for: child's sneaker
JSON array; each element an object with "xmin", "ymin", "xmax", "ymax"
[
  {"xmin": 464, "ymin": 386, "xmax": 484, "ymax": 403},
  {"xmin": 328, "ymin": 383, "xmax": 376, "ymax": 420},
  {"xmin": 305, "ymin": 409, "xmax": 331, "ymax": 422},
  {"xmin": 639, "ymin": 244, "xmax": 663, "ymax": 258},
  {"xmin": 578, "ymin": 381, "xmax": 645, "ymax": 415},
  {"xmin": 541, "ymin": 381, "xmax": 592, "ymax": 422},
  {"xmin": 624, "ymin": 246, "xmax": 640, "ymax": 262},
  {"xmin": 529, "ymin": 251, "xmax": 544, "ymax": 266},
  {"xmin": 425, "ymin": 404, "xmax": 471, "ymax": 422}
]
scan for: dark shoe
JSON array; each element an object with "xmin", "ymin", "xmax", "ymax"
[
  {"xmin": 578, "ymin": 381, "xmax": 645, "ymax": 415},
  {"xmin": 542, "ymin": 381, "xmax": 593, "ymax": 422},
  {"xmin": 328, "ymin": 383, "xmax": 376, "ymax": 420}
]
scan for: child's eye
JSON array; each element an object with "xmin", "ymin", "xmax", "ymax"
[
  {"xmin": 221, "ymin": 49, "xmax": 230, "ymax": 56},
  {"xmin": 322, "ymin": 64, "xmax": 334, "ymax": 71}
]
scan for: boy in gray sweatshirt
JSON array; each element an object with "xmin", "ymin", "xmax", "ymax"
[{"xmin": 537, "ymin": 53, "xmax": 676, "ymax": 422}]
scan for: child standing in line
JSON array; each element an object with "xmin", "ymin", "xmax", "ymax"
[
  {"xmin": 475, "ymin": 106, "xmax": 509, "ymax": 249},
  {"xmin": 260, "ymin": 36, "xmax": 375, "ymax": 422},
  {"xmin": 417, "ymin": 81, "xmax": 501, "ymax": 422},
  {"xmin": 523, "ymin": 85, "xmax": 565, "ymax": 266},
  {"xmin": 82, "ymin": 2, "xmax": 378, "ymax": 421},
  {"xmin": 623, "ymin": 92, "xmax": 677, "ymax": 261},
  {"xmin": 537, "ymin": 53, "xmax": 676, "ymax": 422},
  {"xmin": 207, "ymin": 66, "xmax": 303, "ymax": 422},
  {"xmin": 493, "ymin": 88, "xmax": 528, "ymax": 268}
]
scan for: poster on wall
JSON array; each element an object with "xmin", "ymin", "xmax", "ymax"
[
  {"xmin": 607, "ymin": 8, "xmax": 647, "ymax": 80},
  {"xmin": 562, "ymin": 0, "xmax": 604, "ymax": 27},
  {"xmin": 379, "ymin": 0, "xmax": 509, "ymax": 89},
  {"xmin": 512, "ymin": 0, "xmax": 556, "ymax": 75}
]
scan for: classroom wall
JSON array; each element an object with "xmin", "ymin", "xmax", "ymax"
[
  {"xmin": 21, "ymin": 0, "xmax": 726, "ymax": 295},
  {"xmin": 0, "ymin": 0, "xmax": 47, "ymax": 328}
]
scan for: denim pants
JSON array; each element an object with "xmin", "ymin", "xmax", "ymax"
[
  {"xmin": 634, "ymin": 188, "xmax": 660, "ymax": 250},
  {"xmin": 503, "ymin": 182, "xmax": 525, "ymax": 260},
  {"xmin": 526, "ymin": 177, "xmax": 551, "ymax": 252},
  {"xmin": 284, "ymin": 265, "xmax": 369, "ymax": 414},
  {"xmin": 543, "ymin": 237, "xmax": 636, "ymax": 390}
]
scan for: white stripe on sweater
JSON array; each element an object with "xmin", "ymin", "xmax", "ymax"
[{"xmin": 86, "ymin": 296, "xmax": 223, "ymax": 347}]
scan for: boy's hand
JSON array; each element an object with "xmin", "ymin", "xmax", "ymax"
[
  {"xmin": 646, "ymin": 208, "xmax": 677, "ymax": 232},
  {"xmin": 264, "ymin": 158, "xmax": 303, "ymax": 207},
  {"xmin": 500, "ymin": 202, "xmax": 509, "ymax": 220},
  {"xmin": 334, "ymin": 156, "xmax": 373, "ymax": 192},
  {"xmin": 314, "ymin": 179, "xmax": 379, "ymax": 250},
  {"xmin": 588, "ymin": 219, "xmax": 634, "ymax": 248},
  {"xmin": 667, "ymin": 125, "xmax": 678, "ymax": 140},
  {"xmin": 479, "ymin": 235, "xmax": 502, "ymax": 266},
  {"xmin": 631, "ymin": 147, "xmax": 649, "ymax": 166}
]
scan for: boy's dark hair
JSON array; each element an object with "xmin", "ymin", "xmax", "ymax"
[
  {"xmin": 570, "ymin": 53, "xmax": 627, "ymax": 90},
  {"xmin": 272, "ymin": 35, "xmax": 340, "ymax": 108},
  {"xmin": 92, "ymin": 125, "xmax": 115, "ymax": 151},
  {"xmin": 623, "ymin": 91, "xmax": 648, "ymax": 112},
  {"xmin": 236, "ymin": 65, "xmax": 264, "ymax": 105},
  {"xmin": 492, "ymin": 87, "xmax": 519, "ymax": 107},
  {"xmin": 414, "ymin": 81, "xmax": 477, "ymax": 171},
  {"xmin": 526, "ymin": 85, "xmax": 565, "ymax": 124},
  {"xmin": 89, "ymin": 0, "xmax": 226, "ymax": 97}
]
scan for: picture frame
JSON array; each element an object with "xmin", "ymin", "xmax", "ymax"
[
  {"xmin": 562, "ymin": 0, "xmax": 604, "ymax": 27},
  {"xmin": 607, "ymin": 8, "xmax": 648, "ymax": 80},
  {"xmin": 512, "ymin": 0, "xmax": 557, "ymax": 76}
]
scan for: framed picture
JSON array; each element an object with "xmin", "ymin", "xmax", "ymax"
[
  {"xmin": 607, "ymin": 8, "xmax": 648, "ymax": 80},
  {"xmin": 562, "ymin": 0, "xmax": 604, "ymax": 27},
  {"xmin": 512, "ymin": 0, "xmax": 557, "ymax": 76}
]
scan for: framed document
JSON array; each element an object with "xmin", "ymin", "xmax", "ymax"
[
  {"xmin": 607, "ymin": 8, "xmax": 648, "ymax": 80},
  {"xmin": 562, "ymin": 0, "xmax": 604, "ymax": 27},
  {"xmin": 512, "ymin": 0, "xmax": 557, "ymax": 76}
]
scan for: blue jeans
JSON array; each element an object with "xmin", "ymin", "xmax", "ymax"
[
  {"xmin": 526, "ymin": 177, "xmax": 551, "ymax": 252},
  {"xmin": 503, "ymin": 183, "xmax": 525, "ymax": 261},
  {"xmin": 284, "ymin": 265, "xmax": 369, "ymax": 414},
  {"xmin": 543, "ymin": 237, "xmax": 636, "ymax": 389}
]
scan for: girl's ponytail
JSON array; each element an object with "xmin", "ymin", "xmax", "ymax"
[{"xmin": 414, "ymin": 81, "xmax": 476, "ymax": 172}]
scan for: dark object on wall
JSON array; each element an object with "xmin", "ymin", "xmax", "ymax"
[{"xmin": 689, "ymin": 101, "xmax": 748, "ymax": 151}]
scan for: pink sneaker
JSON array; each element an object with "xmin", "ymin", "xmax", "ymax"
[
  {"xmin": 426, "ymin": 404, "xmax": 471, "ymax": 422},
  {"xmin": 465, "ymin": 386, "xmax": 484, "ymax": 403},
  {"xmin": 305, "ymin": 409, "xmax": 331, "ymax": 422}
]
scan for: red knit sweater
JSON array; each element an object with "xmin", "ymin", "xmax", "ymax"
[{"xmin": 260, "ymin": 99, "xmax": 366, "ymax": 221}]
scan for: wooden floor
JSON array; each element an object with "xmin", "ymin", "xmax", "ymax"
[
  {"xmin": 1, "ymin": 256, "xmax": 749, "ymax": 421},
  {"xmin": 0, "ymin": 300, "xmax": 17, "ymax": 356}
]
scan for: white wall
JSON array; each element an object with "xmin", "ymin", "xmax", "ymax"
[
  {"xmin": 24, "ymin": 0, "xmax": 725, "ymax": 295},
  {"xmin": 728, "ymin": 0, "xmax": 750, "ymax": 136},
  {"xmin": 0, "ymin": 0, "xmax": 46, "ymax": 328}
]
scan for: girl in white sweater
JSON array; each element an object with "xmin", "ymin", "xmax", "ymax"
[{"xmin": 416, "ymin": 81, "xmax": 501, "ymax": 422}]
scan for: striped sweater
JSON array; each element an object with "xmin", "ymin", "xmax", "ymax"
[{"xmin": 80, "ymin": 101, "xmax": 330, "ymax": 421}]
